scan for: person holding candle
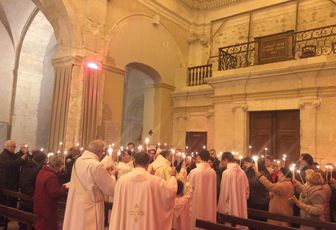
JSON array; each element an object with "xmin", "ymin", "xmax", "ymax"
[
  {"xmin": 243, "ymin": 157, "xmax": 270, "ymax": 217},
  {"xmin": 289, "ymin": 171, "xmax": 325, "ymax": 230},
  {"xmin": 116, "ymin": 150, "xmax": 133, "ymax": 179},
  {"xmin": 63, "ymin": 140, "xmax": 116, "ymax": 230},
  {"xmin": 148, "ymin": 150, "xmax": 173, "ymax": 181},
  {"xmin": 254, "ymin": 166, "xmax": 294, "ymax": 227},
  {"xmin": 218, "ymin": 152, "xmax": 249, "ymax": 229},
  {"xmin": 188, "ymin": 149, "xmax": 217, "ymax": 230}
]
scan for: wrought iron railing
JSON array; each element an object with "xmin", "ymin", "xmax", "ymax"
[
  {"xmin": 218, "ymin": 24, "xmax": 336, "ymax": 71},
  {"xmin": 187, "ymin": 64, "xmax": 212, "ymax": 86}
]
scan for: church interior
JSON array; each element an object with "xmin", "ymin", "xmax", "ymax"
[
  {"xmin": 1, "ymin": 0, "xmax": 336, "ymax": 165},
  {"xmin": 1, "ymin": 1, "xmax": 336, "ymax": 230}
]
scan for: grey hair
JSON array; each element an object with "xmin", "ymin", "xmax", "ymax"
[
  {"xmin": 48, "ymin": 154, "xmax": 64, "ymax": 168},
  {"xmin": 87, "ymin": 139, "xmax": 106, "ymax": 155},
  {"xmin": 4, "ymin": 140, "xmax": 16, "ymax": 149}
]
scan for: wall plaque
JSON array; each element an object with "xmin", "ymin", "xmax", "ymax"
[{"xmin": 255, "ymin": 31, "xmax": 294, "ymax": 65}]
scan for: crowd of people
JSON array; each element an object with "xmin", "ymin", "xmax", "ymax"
[{"xmin": 0, "ymin": 139, "xmax": 335, "ymax": 230}]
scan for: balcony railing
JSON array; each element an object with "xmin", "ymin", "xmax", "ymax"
[
  {"xmin": 187, "ymin": 64, "xmax": 212, "ymax": 86},
  {"xmin": 218, "ymin": 24, "xmax": 336, "ymax": 71}
]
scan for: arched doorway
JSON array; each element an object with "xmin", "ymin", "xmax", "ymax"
[{"xmin": 121, "ymin": 63, "xmax": 161, "ymax": 145}]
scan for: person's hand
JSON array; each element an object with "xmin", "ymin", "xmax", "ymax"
[
  {"xmin": 252, "ymin": 165, "xmax": 260, "ymax": 176},
  {"xmin": 292, "ymin": 178, "xmax": 298, "ymax": 185},
  {"xmin": 288, "ymin": 195, "xmax": 300, "ymax": 207},
  {"xmin": 170, "ymin": 167, "xmax": 177, "ymax": 176},
  {"xmin": 21, "ymin": 153, "xmax": 28, "ymax": 160}
]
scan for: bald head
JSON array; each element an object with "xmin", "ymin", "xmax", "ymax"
[
  {"xmin": 87, "ymin": 139, "xmax": 106, "ymax": 159},
  {"xmin": 4, "ymin": 140, "xmax": 16, "ymax": 153}
]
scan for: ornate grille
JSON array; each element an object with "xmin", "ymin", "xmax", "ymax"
[{"xmin": 218, "ymin": 24, "xmax": 336, "ymax": 71}]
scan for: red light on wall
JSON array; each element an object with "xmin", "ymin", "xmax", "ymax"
[{"xmin": 87, "ymin": 62, "xmax": 100, "ymax": 70}]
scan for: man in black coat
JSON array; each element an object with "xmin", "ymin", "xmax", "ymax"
[{"xmin": 0, "ymin": 140, "xmax": 27, "ymax": 207}]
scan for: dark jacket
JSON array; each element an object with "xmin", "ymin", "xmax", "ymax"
[
  {"xmin": 20, "ymin": 160, "xmax": 44, "ymax": 196},
  {"xmin": 245, "ymin": 168, "xmax": 270, "ymax": 209},
  {"xmin": 0, "ymin": 149, "xmax": 25, "ymax": 191},
  {"xmin": 34, "ymin": 166, "xmax": 67, "ymax": 230}
]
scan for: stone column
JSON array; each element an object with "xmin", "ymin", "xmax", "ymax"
[
  {"xmin": 49, "ymin": 56, "xmax": 84, "ymax": 151},
  {"xmin": 299, "ymin": 99, "xmax": 321, "ymax": 157},
  {"xmin": 231, "ymin": 104, "xmax": 248, "ymax": 154}
]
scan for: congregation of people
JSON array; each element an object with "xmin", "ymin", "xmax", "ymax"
[{"xmin": 0, "ymin": 139, "xmax": 335, "ymax": 230}]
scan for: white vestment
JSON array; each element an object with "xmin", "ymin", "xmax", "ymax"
[
  {"xmin": 173, "ymin": 183, "xmax": 193, "ymax": 230},
  {"xmin": 188, "ymin": 162, "xmax": 217, "ymax": 230},
  {"xmin": 116, "ymin": 161, "xmax": 133, "ymax": 178},
  {"xmin": 62, "ymin": 151, "xmax": 116, "ymax": 230},
  {"xmin": 148, "ymin": 154, "xmax": 172, "ymax": 180},
  {"xmin": 218, "ymin": 162, "xmax": 249, "ymax": 219},
  {"xmin": 109, "ymin": 167, "xmax": 177, "ymax": 230}
]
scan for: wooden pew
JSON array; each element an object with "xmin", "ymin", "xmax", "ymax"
[
  {"xmin": 0, "ymin": 204, "xmax": 35, "ymax": 230},
  {"xmin": 248, "ymin": 208, "xmax": 336, "ymax": 230},
  {"xmin": 196, "ymin": 219, "xmax": 238, "ymax": 230},
  {"xmin": 218, "ymin": 213, "xmax": 296, "ymax": 230}
]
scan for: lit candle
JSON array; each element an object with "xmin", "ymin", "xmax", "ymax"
[
  {"xmin": 239, "ymin": 155, "xmax": 243, "ymax": 166},
  {"xmin": 107, "ymin": 146, "xmax": 113, "ymax": 156},
  {"xmin": 264, "ymin": 147, "xmax": 268, "ymax": 155},
  {"xmin": 248, "ymin": 145, "xmax": 252, "ymax": 155},
  {"xmin": 331, "ymin": 166, "xmax": 333, "ymax": 179},
  {"xmin": 283, "ymin": 154, "xmax": 287, "ymax": 166},
  {"xmin": 203, "ymin": 145, "xmax": 206, "ymax": 149},
  {"xmin": 182, "ymin": 153, "xmax": 186, "ymax": 160},
  {"xmin": 297, "ymin": 170, "xmax": 304, "ymax": 184},
  {"xmin": 80, "ymin": 147, "xmax": 84, "ymax": 152},
  {"xmin": 40, "ymin": 148, "xmax": 44, "ymax": 152},
  {"xmin": 290, "ymin": 163, "xmax": 296, "ymax": 180},
  {"xmin": 76, "ymin": 143, "xmax": 79, "ymax": 147},
  {"xmin": 145, "ymin": 138, "xmax": 149, "ymax": 150},
  {"xmin": 138, "ymin": 145, "xmax": 143, "ymax": 151},
  {"xmin": 252, "ymin": 155, "xmax": 259, "ymax": 171},
  {"xmin": 171, "ymin": 149, "xmax": 175, "ymax": 167},
  {"xmin": 117, "ymin": 150, "xmax": 121, "ymax": 163}
]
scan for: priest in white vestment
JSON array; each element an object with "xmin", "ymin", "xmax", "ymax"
[
  {"xmin": 110, "ymin": 152, "xmax": 177, "ymax": 230},
  {"xmin": 63, "ymin": 140, "xmax": 116, "ymax": 230},
  {"xmin": 188, "ymin": 149, "xmax": 217, "ymax": 230},
  {"xmin": 148, "ymin": 150, "xmax": 172, "ymax": 180},
  {"xmin": 218, "ymin": 152, "xmax": 249, "ymax": 229},
  {"xmin": 116, "ymin": 150, "xmax": 133, "ymax": 178}
]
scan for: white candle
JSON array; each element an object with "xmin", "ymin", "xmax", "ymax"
[
  {"xmin": 40, "ymin": 148, "xmax": 44, "ymax": 152},
  {"xmin": 252, "ymin": 155, "xmax": 259, "ymax": 171},
  {"xmin": 290, "ymin": 164, "xmax": 296, "ymax": 180},
  {"xmin": 138, "ymin": 145, "xmax": 143, "ymax": 151},
  {"xmin": 145, "ymin": 138, "xmax": 149, "ymax": 149},
  {"xmin": 297, "ymin": 170, "xmax": 304, "ymax": 184},
  {"xmin": 239, "ymin": 155, "xmax": 243, "ymax": 166},
  {"xmin": 171, "ymin": 149, "xmax": 175, "ymax": 166},
  {"xmin": 248, "ymin": 145, "xmax": 252, "ymax": 155},
  {"xmin": 107, "ymin": 147, "xmax": 113, "ymax": 156},
  {"xmin": 203, "ymin": 145, "xmax": 206, "ymax": 149}
]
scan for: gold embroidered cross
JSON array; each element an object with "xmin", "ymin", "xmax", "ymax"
[{"xmin": 129, "ymin": 204, "xmax": 144, "ymax": 222}]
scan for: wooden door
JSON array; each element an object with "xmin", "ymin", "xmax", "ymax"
[
  {"xmin": 249, "ymin": 110, "xmax": 300, "ymax": 162},
  {"xmin": 185, "ymin": 132, "xmax": 207, "ymax": 154}
]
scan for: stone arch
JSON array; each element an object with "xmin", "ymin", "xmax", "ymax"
[
  {"xmin": 11, "ymin": 10, "xmax": 57, "ymax": 148},
  {"xmin": 31, "ymin": 0, "xmax": 81, "ymax": 56}
]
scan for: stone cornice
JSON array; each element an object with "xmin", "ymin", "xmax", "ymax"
[
  {"xmin": 52, "ymin": 55, "xmax": 83, "ymax": 67},
  {"xmin": 102, "ymin": 64, "xmax": 126, "ymax": 75},
  {"xmin": 212, "ymin": 87, "xmax": 336, "ymax": 103},
  {"xmin": 154, "ymin": 82, "xmax": 176, "ymax": 91},
  {"xmin": 181, "ymin": 0, "xmax": 247, "ymax": 10},
  {"xmin": 172, "ymin": 86, "xmax": 213, "ymax": 98},
  {"xmin": 210, "ymin": 57, "xmax": 336, "ymax": 85}
]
